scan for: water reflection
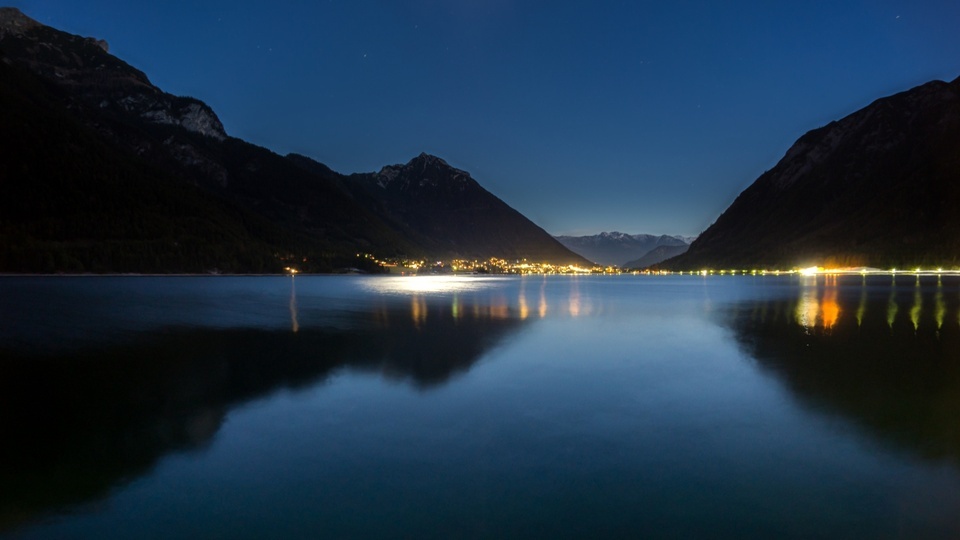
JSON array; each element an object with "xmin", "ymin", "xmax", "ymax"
[
  {"xmin": 886, "ymin": 284, "xmax": 898, "ymax": 329},
  {"xmin": 787, "ymin": 274, "xmax": 960, "ymax": 335},
  {"xmin": 411, "ymin": 294, "xmax": 427, "ymax": 327},
  {"xmin": 289, "ymin": 275, "xmax": 299, "ymax": 333},
  {"xmin": 910, "ymin": 275, "xmax": 922, "ymax": 330},
  {"xmin": 725, "ymin": 274, "xmax": 960, "ymax": 465},
  {"xmin": 0, "ymin": 293, "xmax": 527, "ymax": 533},
  {"xmin": 568, "ymin": 277, "xmax": 581, "ymax": 317},
  {"xmin": 794, "ymin": 275, "xmax": 850, "ymax": 332},
  {"xmin": 518, "ymin": 278, "xmax": 529, "ymax": 320},
  {"xmin": 855, "ymin": 280, "xmax": 866, "ymax": 327},
  {"xmin": 539, "ymin": 278, "xmax": 548, "ymax": 318}
]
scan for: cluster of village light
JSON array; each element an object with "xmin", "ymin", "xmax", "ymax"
[
  {"xmin": 450, "ymin": 257, "xmax": 600, "ymax": 274},
  {"xmin": 357, "ymin": 255, "xmax": 612, "ymax": 275},
  {"xmin": 279, "ymin": 253, "xmax": 960, "ymax": 277}
]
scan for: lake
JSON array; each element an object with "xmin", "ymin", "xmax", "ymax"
[{"xmin": 1, "ymin": 274, "xmax": 959, "ymax": 538}]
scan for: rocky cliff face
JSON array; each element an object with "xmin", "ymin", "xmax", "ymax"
[
  {"xmin": 0, "ymin": 8, "xmax": 226, "ymax": 142},
  {"xmin": 0, "ymin": 6, "xmax": 39, "ymax": 37},
  {"xmin": 662, "ymin": 76, "xmax": 960, "ymax": 270},
  {"xmin": 122, "ymin": 96, "xmax": 226, "ymax": 141}
]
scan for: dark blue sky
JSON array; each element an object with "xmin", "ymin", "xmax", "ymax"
[{"xmin": 14, "ymin": 1, "xmax": 960, "ymax": 236}]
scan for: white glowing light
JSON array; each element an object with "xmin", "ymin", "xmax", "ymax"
[{"xmin": 361, "ymin": 275, "xmax": 506, "ymax": 295}]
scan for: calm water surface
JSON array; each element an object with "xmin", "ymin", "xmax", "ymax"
[{"xmin": 1, "ymin": 274, "xmax": 959, "ymax": 538}]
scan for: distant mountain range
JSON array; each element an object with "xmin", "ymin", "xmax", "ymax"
[
  {"xmin": 662, "ymin": 75, "xmax": 960, "ymax": 270},
  {"xmin": 0, "ymin": 8, "xmax": 587, "ymax": 273},
  {"xmin": 555, "ymin": 232, "xmax": 693, "ymax": 266}
]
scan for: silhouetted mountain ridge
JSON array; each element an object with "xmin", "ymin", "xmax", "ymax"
[
  {"xmin": 0, "ymin": 7, "xmax": 587, "ymax": 272},
  {"xmin": 662, "ymin": 75, "xmax": 960, "ymax": 270},
  {"xmin": 284, "ymin": 152, "xmax": 589, "ymax": 264}
]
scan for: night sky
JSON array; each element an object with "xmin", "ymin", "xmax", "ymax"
[{"xmin": 13, "ymin": 1, "xmax": 960, "ymax": 237}]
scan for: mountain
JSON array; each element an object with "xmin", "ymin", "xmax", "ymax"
[
  {"xmin": 661, "ymin": 76, "xmax": 960, "ymax": 270},
  {"xmin": 0, "ymin": 7, "xmax": 587, "ymax": 272},
  {"xmin": 555, "ymin": 232, "xmax": 690, "ymax": 266},
  {"xmin": 0, "ymin": 7, "xmax": 408, "ymax": 272},
  {"xmin": 0, "ymin": 39, "xmax": 317, "ymax": 273},
  {"xmin": 623, "ymin": 244, "xmax": 690, "ymax": 269},
  {"xmin": 348, "ymin": 153, "xmax": 590, "ymax": 264},
  {"xmin": 288, "ymin": 153, "xmax": 590, "ymax": 264}
]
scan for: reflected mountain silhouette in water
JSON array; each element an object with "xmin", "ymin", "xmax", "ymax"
[
  {"xmin": 725, "ymin": 274, "xmax": 960, "ymax": 466},
  {"xmin": 0, "ymin": 294, "xmax": 527, "ymax": 532}
]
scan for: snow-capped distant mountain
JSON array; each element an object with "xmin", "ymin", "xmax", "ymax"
[{"xmin": 554, "ymin": 232, "xmax": 692, "ymax": 266}]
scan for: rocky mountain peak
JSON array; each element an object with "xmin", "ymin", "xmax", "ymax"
[
  {"xmin": 0, "ymin": 7, "xmax": 40, "ymax": 38},
  {"xmin": 412, "ymin": 152, "xmax": 446, "ymax": 165},
  {"xmin": 407, "ymin": 152, "xmax": 470, "ymax": 179},
  {"xmin": 374, "ymin": 152, "xmax": 473, "ymax": 190},
  {"xmin": 0, "ymin": 9, "xmax": 227, "ymax": 141}
]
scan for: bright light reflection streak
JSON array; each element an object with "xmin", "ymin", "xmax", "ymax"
[
  {"xmin": 411, "ymin": 296, "xmax": 427, "ymax": 328},
  {"xmin": 936, "ymin": 288, "xmax": 946, "ymax": 331},
  {"xmin": 289, "ymin": 276, "xmax": 299, "ymax": 333},
  {"xmin": 569, "ymin": 279, "xmax": 581, "ymax": 317},
  {"xmin": 821, "ymin": 287, "xmax": 840, "ymax": 330},
  {"xmin": 910, "ymin": 279, "xmax": 921, "ymax": 331},
  {"xmin": 539, "ymin": 278, "xmax": 548, "ymax": 318},
  {"xmin": 856, "ymin": 279, "xmax": 867, "ymax": 328},
  {"xmin": 887, "ymin": 287, "xmax": 898, "ymax": 329},
  {"xmin": 796, "ymin": 285, "xmax": 819, "ymax": 330},
  {"xmin": 518, "ymin": 278, "xmax": 529, "ymax": 320}
]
